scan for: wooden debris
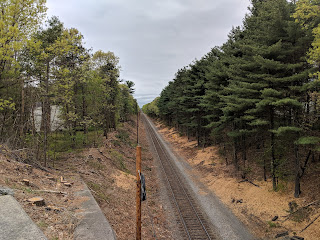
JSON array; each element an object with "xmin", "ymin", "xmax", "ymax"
[
  {"xmin": 28, "ymin": 197, "xmax": 45, "ymax": 206},
  {"xmin": 283, "ymin": 200, "xmax": 320, "ymax": 222},
  {"xmin": 275, "ymin": 231, "xmax": 288, "ymax": 238},
  {"xmin": 47, "ymin": 176, "xmax": 56, "ymax": 181},
  {"xmin": 22, "ymin": 179, "xmax": 30, "ymax": 186},
  {"xmin": 239, "ymin": 179, "xmax": 260, "ymax": 188},
  {"xmin": 291, "ymin": 236, "xmax": 304, "ymax": 240},
  {"xmin": 272, "ymin": 216, "xmax": 279, "ymax": 221},
  {"xmin": 33, "ymin": 189, "xmax": 67, "ymax": 195},
  {"xmin": 60, "ymin": 176, "xmax": 67, "ymax": 183},
  {"xmin": 63, "ymin": 183, "xmax": 72, "ymax": 187},
  {"xmin": 45, "ymin": 205, "xmax": 62, "ymax": 212},
  {"xmin": 300, "ymin": 214, "xmax": 320, "ymax": 233}
]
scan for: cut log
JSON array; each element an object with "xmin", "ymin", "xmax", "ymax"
[
  {"xmin": 47, "ymin": 177, "xmax": 56, "ymax": 181},
  {"xmin": 272, "ymin": 216, "xmax": 279, "ymax": 221},
  {"xmin": 275, "ymin": 231, "xmax": 288, "ymax": 238},
  {"xmin": 291, "ymin": 236, "xmax": 304, "ymax": 240},
  {"xmin": 22, "ymin": 179, "xmax": 30, "ymax": 186},
  {"xmin": 28, "ymin": 197, "xmax": 45, "ymax": 206}
]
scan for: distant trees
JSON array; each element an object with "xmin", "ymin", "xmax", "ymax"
[
  {"xmin": 142, "ymin": 97, "xmax": 159, "ymax": 118},
  {"xmin": 0, "ymin": 2, "xmax": 137, "ymax": 167},
  {"xmin": 145, "ymin": 0, "xmax": 320, "ymax": 197}
]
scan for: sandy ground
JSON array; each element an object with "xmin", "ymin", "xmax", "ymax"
[{"xmin": 156, "ymin": 122, "xmax": 320, "ymax": 240}]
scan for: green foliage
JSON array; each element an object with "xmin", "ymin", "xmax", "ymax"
[
  {"xmin": 0, "ymin": 1, "xmax": 137, "ymax": 169},
  {"xmin": 142, "ymin": 97, "xmax": 159, "ymax": 118},
  {"xmin": 267, "ymin": 221, "xmax": 280, "ymax": 228},
  {"xmin": 115, "ymin": 129, "xmax": 131, "ymax": 146},
  {"xmin": 295, "ymin": 136, "xmax": 320, "ymax": 145},
  {"xmin": 271, "ymin": 127, "xmax": 303, "ymax": 136},
  {"xmin": 110, "ymin": 149, "xmax": 130, "ymax": 173},
  {"xmin": 145, "ymin": 0, "xmax": 320, "ymax": 196}
]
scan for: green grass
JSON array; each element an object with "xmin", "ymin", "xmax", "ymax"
[
  {"xmin": 87, "ymin": 181, "xmax": 109, "ymax": 202},
  {"xmin": 267, "ymin": 221, "xmax": 279, "ymax": 228},
  {"xmin": 37, "ymin": 220, "xmax": 48, "ymax": 229},
  {"xmin": 110, "ymin": 149, "xmax": 130, "ymax": 174},
  {"xmin": 87, "ymin": 160, "xmax": 105, "ymax": 171},
  {"xmin": 24, "ymin": 129, "xmax": 105, "ymax": 163},
  {"xmin": 115, "ymin": 129, "xmax": 132, "ymax": 146}
]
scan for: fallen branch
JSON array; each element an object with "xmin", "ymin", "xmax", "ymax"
[
  {"xmin": 283, "ymin": 200, "xmax": 319, "ymax": 222},
  {"xmin": 28, "ymin": 160, "xmax": 51, "ymax": 173},
  {"xmin": 33, "ymin": 190, "xmax": 67, "ymax": 195},
  {"xmin": 239, "ymin": 179, "xmax": 260, "ymax": 188},
  {"xmin": 300, "ymin": 214, "xmax": 320, "ymax": 233}
]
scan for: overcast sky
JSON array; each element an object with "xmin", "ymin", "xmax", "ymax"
[{"xmin": 46, "ymin": 0, "xmax": 251, "ymax": 106}]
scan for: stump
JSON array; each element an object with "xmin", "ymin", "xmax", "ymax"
[
  {"xmin": 28, "ymin": 197, "xmax": 45, "ymax": 206},
  {"xmin": 22, "ymin": 179, "xmax": 30, "ymax": 186}
]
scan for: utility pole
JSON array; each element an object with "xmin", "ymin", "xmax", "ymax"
[
  {"xmin": 136, "ymin": 145, "xmax": 142, "ymax": 240},
  {"xmin": 136, "ymin": 102, "xmax": 139, "ymax": 144}
]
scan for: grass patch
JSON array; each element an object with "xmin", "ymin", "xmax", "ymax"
[
  {"xmin": 110, "ymin": 150, "xmax": 130, "ymax": 174},
  {"xmin": 37, "ymin": 220, "xmax": 48, "ymax": 229},
  {"xmin": 275, "ymin": 181, "xmax": 288, "ymax": 193},
  {"xmin": 267, "ymin": 221, "xmax": 280, "ymax": 228},
  {"xmin": 115, "ymin": 129, "xmax": 132, "ymax": 146},
  {"xmin": 87, "ymin": 160, "xmax": 105, "ymax": 171},
  {"xmin": 87, "ymin": 181, "xmax": 109, "ymax": 202}
]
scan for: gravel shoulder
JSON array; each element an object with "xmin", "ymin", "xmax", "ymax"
[{"xmin": 144, "ymin": 115, "xmax": 255, "ymax": 240}]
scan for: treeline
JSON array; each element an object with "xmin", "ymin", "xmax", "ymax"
[
  {"xmin": 0, "ymin": 1, "xmax": 137, "ymax": 166},
  {"xmin": 144, "ymin": 0, "xmax": 320, "ymax": 197},
  {"xmin": 142, "ymin": 97, "xmax": 159, "ymax": 118}
]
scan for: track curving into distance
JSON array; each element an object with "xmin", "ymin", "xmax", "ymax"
[{"xmin": 142, "ymin": 113, "xmax": 216, "ymax": 240}]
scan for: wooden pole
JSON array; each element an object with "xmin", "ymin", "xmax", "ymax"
[
  {"xmin": 137, "ymin": 103, "xmax": 139, "ymax": 144},
  {"xmin": 136, "ymin": 145, "xmax": 142, "ymax": 240}
]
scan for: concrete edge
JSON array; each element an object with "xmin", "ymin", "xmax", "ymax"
[
  {"xmin": 0, "ymin": 195, "xmax": 47, "ymax": 240},
  {"xmin": 74, "ymin": 181, "xmax": 117, "ymax": 240}
]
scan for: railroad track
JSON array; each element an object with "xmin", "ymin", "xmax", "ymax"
[{"xmin": 142, "ymin": 114, "xmax": 216, "ymax": 240}]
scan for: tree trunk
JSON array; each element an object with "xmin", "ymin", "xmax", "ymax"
[
  {"xmin": 294, "ymin": 144, "xmax": 301, "ymax": 198},
  {"xmin": 224, "ymin": 142, "xmax": 228, "ymax": 165},
  {"xmin": 233, "ymin": 139, "xmax": 239, "ymax": 170},
  {"xmin": 43, "ymin": 61, "xmax": 51, "ymax": 167},
  {"xmin": 81, "ymin": 83, "xmax": 88, "ymax": 144},
  {"xmin": 20, "ymin": 77, "xmax": 25, "ymax": 141},
  {"xmin": 270, "ymin": 108, "xmax": 277, "ymax": 191}
]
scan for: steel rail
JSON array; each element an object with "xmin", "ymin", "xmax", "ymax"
[{"xmin": 143, "ymin": 114, "xmax": 213, "ymax": 240}]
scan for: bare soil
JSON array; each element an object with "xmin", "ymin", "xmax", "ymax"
[
  {"xmin": 156, "ymin": 122, "xmax": 320, "ymax": 240},
  {"xmin": 0, "ymin": 146, "xmax": 83, "ymax": 240},
  {"xmin": 0, "ymin": 118, "xmax": 174, "ymax": 240}
]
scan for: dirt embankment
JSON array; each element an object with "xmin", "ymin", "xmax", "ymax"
[
  {"xmin": 0, "ymin": 118, "xmax": 174, "ymax": 240},
  {"xmin": 156, "ymin": 122, "xmax": 320, "ymax": 240}
]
